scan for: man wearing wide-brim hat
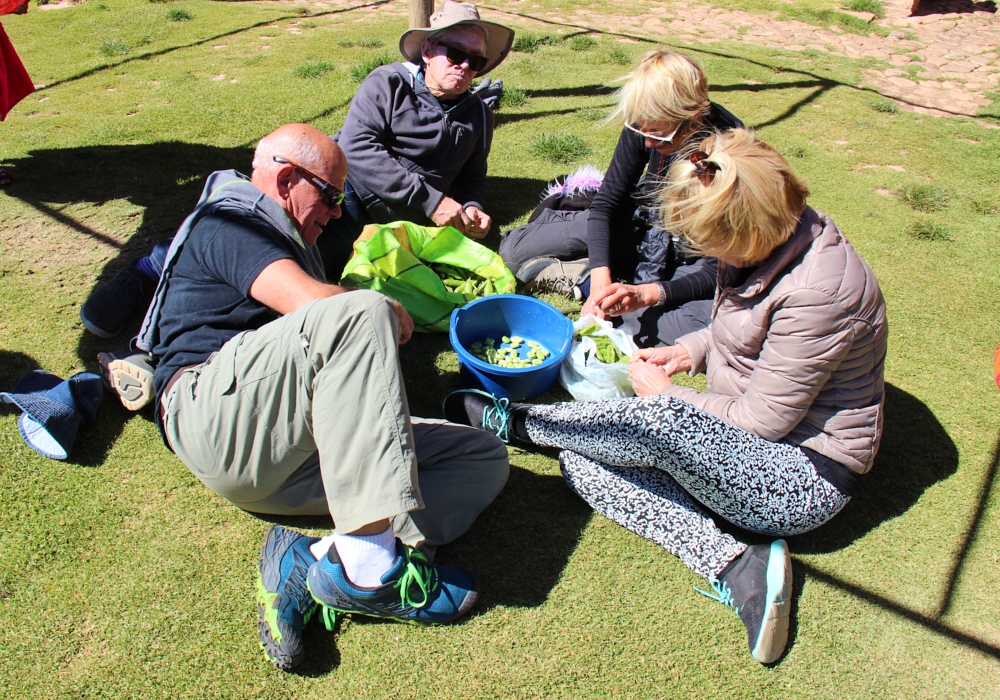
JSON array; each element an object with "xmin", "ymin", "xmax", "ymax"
[{"xmin": 314, "ymin": 1, "xmax": 515, "ymax": 276}]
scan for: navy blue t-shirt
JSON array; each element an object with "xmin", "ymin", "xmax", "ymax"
[{"xmin": 152, "ymin": 210, "xmax": 298, "ymax": 419}]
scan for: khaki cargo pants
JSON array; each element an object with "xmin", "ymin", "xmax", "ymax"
[{"xmin": 162, "ymin": 290, "xmax": 509, "ymax": 556}]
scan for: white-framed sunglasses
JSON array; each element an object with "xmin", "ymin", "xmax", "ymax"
[{"xmin": 624, "ymin": 120, "xmax": 689, "ymax": 144}]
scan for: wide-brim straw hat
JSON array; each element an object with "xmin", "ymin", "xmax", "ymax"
[{"xmin": 399, "ymin": 1, "xmax": 514, "ymax": 77}]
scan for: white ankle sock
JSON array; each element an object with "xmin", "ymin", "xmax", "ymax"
[
  {"xmin": 330, "ymin": 527, "xmax": 397, "ymax": 587},
  {"xmin": 309, "ymin": 533, "xmax": 337, "ymax": 562}
]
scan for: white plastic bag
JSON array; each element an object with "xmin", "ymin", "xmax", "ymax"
[{"xmin": 559, "ymin": 315, "xmax": 639, "ymax": 401}]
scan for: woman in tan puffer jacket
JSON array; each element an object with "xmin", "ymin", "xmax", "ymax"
[{"xmin": 444, "ymin": 129, "xmax": 887, "ymax": 665}]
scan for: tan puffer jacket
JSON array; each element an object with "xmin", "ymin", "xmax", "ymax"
[{"xmin": 662, "ymin": 207, "xmax": 888, "ymax": 475}]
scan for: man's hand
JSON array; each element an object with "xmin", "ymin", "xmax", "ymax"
[
  {"xmin": 464, "ymin": 206, "xmax": 491, "ymax": 239},
  {"xmin": 432, "ymin": 196, "xmax": 473, "ymax": 233},
  {"xmin": 390, "ymin": 299, "xmax": 414, "ymax": 344},
  {"xmin": 629, "ymin": 361, "xmax": 673, "ymax": 397},
  {"xmin": 631, "ymin": 345, "xmax": 692, "ymax": 376},
  {"xmin": 12, "ymin": 1, "xmax": 28, "ymax": 13}
]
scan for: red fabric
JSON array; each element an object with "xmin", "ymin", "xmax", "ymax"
[
  {"xmin": 0, "ymin": 0, "xmax": 27, "ymax": 16},
  {"xmin": 0, "ymin": 22, "xmax": 33, "ymax": 120}
]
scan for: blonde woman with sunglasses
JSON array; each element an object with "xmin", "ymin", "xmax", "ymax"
[
  {"xmin": 450, "ymin": 129, "xmax": 888, "ymax": 664},
  {"xmin": 500, "ymin": 49, "xmax": 742, "ymax": 347}
]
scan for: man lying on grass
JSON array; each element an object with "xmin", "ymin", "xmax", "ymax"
[{"xmin": 139, "ymin": 123, "xmax": 509, "ymax": 670}]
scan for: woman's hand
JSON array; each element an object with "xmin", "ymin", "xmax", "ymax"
[
  {"xmin": 631, "ymin": 345, "xmax": 692, "ymax": 375},
  {"xmin": 592, "ymin": 283, "xmax": 660, "ymax": 316},
  {"xmin": 584, "ymin": 282, "xmax": 658, "ymax": 318},
  {"xmin": 629, "ymin": 345, "xmax": 691, "ymax": 397},
  {"xmin": 581, "ymin": 267, "xmax": 612, "ymax": 319},
  {"xmin": 629, "ymin": 361, "xmax": 673, "ymax": 396}
]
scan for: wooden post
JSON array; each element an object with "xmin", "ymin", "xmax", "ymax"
[{"xmin": 409, "ymin": 0, "xmax": 434, "ymax": 28}]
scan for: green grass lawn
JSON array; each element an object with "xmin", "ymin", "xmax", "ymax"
[{"xmin": 2, "ymin": 0, "xmax": 1000, "ymax": 697}]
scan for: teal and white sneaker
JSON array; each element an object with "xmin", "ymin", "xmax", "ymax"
[
  {"xmin": 698, "ymin": 540, "xmax": 793, "ymax": 664},
  {"xmin": 257, "ymin": 525, "xmax": 319, "ymax": 670},
  {"xmin": 307, "ymin": 539, "xmax": 478, "ymax": 629}
]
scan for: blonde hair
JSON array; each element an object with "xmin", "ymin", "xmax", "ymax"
[
  {"xmin": 660, "ymin": 129, "xmax": 810, "ymax": 264},
  {"xmin": 608, "ymin": 49, "xmax": 710, "ymax": 127}
]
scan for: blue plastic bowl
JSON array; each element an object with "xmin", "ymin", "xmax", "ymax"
[{"xmin": 449, "ymin": 295, "xmax": 573, "ymax": 401}]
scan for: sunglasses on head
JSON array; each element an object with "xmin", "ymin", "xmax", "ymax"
[
  {"xmin": 689, "ymin": 149, "xmax": 720, "ymax": 186},
  {"xmin": 429, "ymin": 40, "xmax": 489, "ymax": 72},
  {"xmin": 273, "ymin": 156, "xmax": 346, "ymax": 208},
  {"xmin": 624, "ymin": 119, "xmax": 689, "ymax": 144}
]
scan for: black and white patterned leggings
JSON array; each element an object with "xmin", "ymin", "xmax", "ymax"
[{"xmin": 525, "ymin": 395, "xmax": 850, "ymax": 581}]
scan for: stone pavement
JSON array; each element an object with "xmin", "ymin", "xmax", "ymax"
[{"xmin": 495, "ymin": 0, "xmax": 1000, "ymax": 119}]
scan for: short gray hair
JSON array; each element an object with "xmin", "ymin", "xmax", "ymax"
[{"xmin": 252, "ymin": 133, "xmax": 324, "ymax": 172}]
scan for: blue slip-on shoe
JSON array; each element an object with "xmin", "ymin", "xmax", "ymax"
[
  {"xmin": 696, "ymin": 539, "xmax": 793, "ymax": 664},
  {"xmin": 257, "ymin": 525, "xmax": 320, "ymax": 670},
  {"xmin": 307, "ymin": 539, "xmax": 478, "ymax": 629},
  {"xmin": 80, "ymin": 259, "xmax": 156, "ymax": 338}
]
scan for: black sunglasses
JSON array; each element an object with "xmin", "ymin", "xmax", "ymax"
[
  {"xmin": 273, "ymin": 156, "xmax": 346, "ymax": 207},
  {"xmin": 429, "ymin": 40, "xmax": 489, "ymax": 73}
]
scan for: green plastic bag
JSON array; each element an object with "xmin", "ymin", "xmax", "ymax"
[{"xmin": 339, "ymin": 221, "xmax": 517, "ymax": 332}]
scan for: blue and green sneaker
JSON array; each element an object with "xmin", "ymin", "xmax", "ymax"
[
  {"xmin": 306, "ymin": 539, "xmax": 479, "ymax": 629},
  {"xmin": 257, "ymin": 525, "xmax": 319, "ymax": 670},
  {"xmin": 697, "ymin": 539, "xmax": 793, "ymax": 664}
]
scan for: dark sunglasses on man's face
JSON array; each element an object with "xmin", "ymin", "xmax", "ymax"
[
  {"xmin": 430, "ymin": 40, "xmax": 489, "ymax": 72},
  {"xmin": 273, "ymin": 156, "xmax": 346, "ymax": 207}
]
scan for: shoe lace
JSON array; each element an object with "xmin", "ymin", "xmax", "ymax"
[
  {"xmin": 321, "ymin": 604, "xmax": 338, "ymax": 630},
  {"xmin": 481, "ymin": 395, "xmax": 513, "ymax": 443},
  {"xmin": 694, "ymin": 579, "xmax": 739, "ymax": 614},
  {"xmin": 531, "ymin": 272, "xmax": 575, "ymax": 296},
  {"xmin": 394, "ymin": 546, "xmax": 440, "ymax": 610}
]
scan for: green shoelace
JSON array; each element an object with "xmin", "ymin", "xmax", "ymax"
[{"xmin": 394, "ymin": 546, "xmax": 440, "ymax": 609}]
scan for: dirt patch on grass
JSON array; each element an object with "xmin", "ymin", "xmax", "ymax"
[{"xmin": 484, "ymin": 0, "xmax": 1000, "ymax": 118}]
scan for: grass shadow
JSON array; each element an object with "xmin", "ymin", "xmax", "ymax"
[
  {"xmin": 788, "ymin": 382, "xmax": 958, "ymax": 553},
  {"xmin": 65, "ymin": 397, "xmax": 135, "ymax": 468},
  {"xmin": 1, "ymin": 142, "xmax": 255, "ymax": 365},
  {"xmin": 0, "ymin": 350, "xmax": 40, "ymax": 390},
  {"xmin": 39, "ymin": 0, "xmax": 395, "ymax": 92},
  {"xmin": 270, "ymin": 462, "xmax": 592, "ymax": 615},
  {"xmin": 482, "ymin": 175, "xmax": 551, "ymax": 233},
  {"xmin": 494, "ymin": 106, "xmax": 585, "ymax": 127},
  {"xmin": 441, "ymin": 461, "xmax": 593, "ymax": 611},
  {"xmin": 522, "ymin": 84, "xmax": 615, "ymax": 99},
  {"xmin": 293, "ymin": 610, "xmax": 344, "ymax": 677}
]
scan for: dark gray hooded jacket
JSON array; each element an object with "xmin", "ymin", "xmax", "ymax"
[{"xmin": 334, "ymin": 62, "xmax": 493, "ymax": 224}]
